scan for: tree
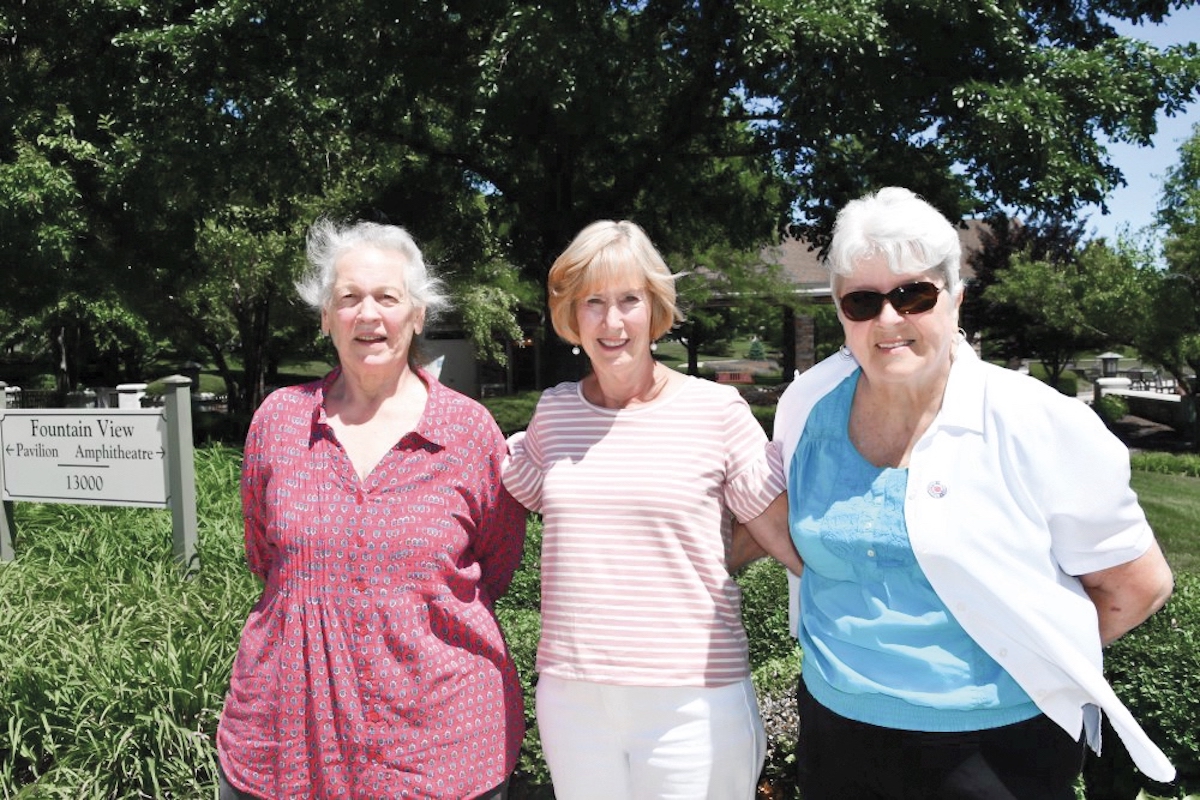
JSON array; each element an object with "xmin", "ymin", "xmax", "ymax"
[
  {"xmin": 1144, "ymin": 120, "xmax": 1200, "ymax": 446},
  {"xmin": 4, "ymin": 0, "xmax": 1200, "ymax": 393},
  {"xmin": 673, "ymin": 245, "xmax": 794, "ymax": 376},
  {"xmin": 965, "ymin": 214, "xmax": 1095, "ymax": 365},
  {"xmin": 351, "ymin": 0, "xmax": 1200, "ymax": 382},
  {"xmin": 986, "ymin": 236, "xmax": 1151, "ymax": 388},
  {"xmin": 0, "ymin": 104, "xmax": 174, "ymax": 391}
]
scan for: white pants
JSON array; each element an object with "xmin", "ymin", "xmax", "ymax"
[{"xmin": 535, "ymin": 675, "xmax": 766, "ymax": 800}]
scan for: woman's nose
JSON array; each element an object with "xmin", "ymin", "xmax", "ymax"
[
  {"xmin": 357, "ymin": 298, "xmax": 382, "ymax": 320},
  {"xmin": 876, "ymin": 297, "xmax": 905, "ymax": 323}
]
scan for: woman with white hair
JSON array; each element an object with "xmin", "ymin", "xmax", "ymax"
[
  {"xmin": 216, "ymin": 219, "xmax": 526, "ymax": 799},
  {"xmin": 770, "ymin": 187, "xmax": 1175, "ymax": 798}
]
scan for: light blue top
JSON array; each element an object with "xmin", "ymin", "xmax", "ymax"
[{"xmin": 790, "ymin": 371, "xmax": 1039, "ymax": 731}]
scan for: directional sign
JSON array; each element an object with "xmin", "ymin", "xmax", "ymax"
[{"xmin": 1, "ymin": 409, "xmax": 169, "ymax": 507}]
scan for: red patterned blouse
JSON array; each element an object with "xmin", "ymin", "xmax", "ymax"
[{"xmin": 217, "ymin": 370, "xmax": 527, "ymax": 799}]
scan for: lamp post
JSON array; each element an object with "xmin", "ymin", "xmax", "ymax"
[{"xmin": 1097, "ymin": 352, "xmax": 1123, "ymax": 378}]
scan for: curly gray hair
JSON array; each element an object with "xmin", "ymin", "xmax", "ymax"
[{"xmin": 295, "ymin": 218, "xmax": 450, "ymax": 323}]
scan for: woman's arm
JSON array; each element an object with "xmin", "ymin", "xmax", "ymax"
[
  {"xmin": 240, "ymin": 408, "xmax": 274, "ymax": 582},
  {"xmin": 1080, "ymin": 538, "xmax": 1173, "ymax": 646},
  {"xmin": 732, "ymin": 493, "xmax": 803, "ymax": 575},
  {"xmin": 475, "ymin": 420, "xmax": 530, "ymax": 604}
]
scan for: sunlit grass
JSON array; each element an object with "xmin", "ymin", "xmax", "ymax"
[{"xmin": 1132, "ymin": 469, "xmax": 1200, "ymax": 575}]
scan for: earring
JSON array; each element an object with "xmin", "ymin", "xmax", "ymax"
[
  {"xmin": 650, "ymin": 341, "xmax": 658, "ymax": 352},
  {"xmin": 839, "ymin": 344, "xmax": 853, "ymax": 359},
  {"xmin": 572, "ymin": 346, "xmax": 580, "ymax": 355}
]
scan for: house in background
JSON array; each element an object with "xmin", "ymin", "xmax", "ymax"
[
  {"xmin": 480, "ymin": 220, "xmax": 992, "ymax": 397},
  {"xmin": 763, "ymin": 220, "xmax": 987, "ymax": 375}
]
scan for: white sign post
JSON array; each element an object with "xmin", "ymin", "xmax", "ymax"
[{"xmin": 0, "ymin": 376, "xmax": 198, "ymax": 571}]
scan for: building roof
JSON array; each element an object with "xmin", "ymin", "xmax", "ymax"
[{"xmin": 763, "ymin": 219, "xmax": 989, "ymax": 297}]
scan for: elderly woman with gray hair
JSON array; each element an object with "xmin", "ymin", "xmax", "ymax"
[
  {"xmin": 769, "ymin": 187, "xmax": 1175, "ymax": 798},
  {"xmin": 216, "ymin": 219, "xmax": 526, "ymax": 800}
]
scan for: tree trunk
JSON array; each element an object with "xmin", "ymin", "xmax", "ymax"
[
  {"xmin": 1188, "ymin": 393, "xmax": 1200, "ymax": 453},
  {"xmin": 237, "ymin": 291, "xmax": 273, "ymax": 414}
]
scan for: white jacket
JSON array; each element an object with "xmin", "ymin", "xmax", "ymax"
[{"xmin": 774, "ymin": 342, "xmax": 1174, "ymax": 782}]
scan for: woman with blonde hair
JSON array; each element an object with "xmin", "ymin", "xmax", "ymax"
[{"xmin": 504, "ymin": 219, "xmax": 800, "ymax": 799}]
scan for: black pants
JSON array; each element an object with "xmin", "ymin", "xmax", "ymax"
[
  {"xmin": 217, "ymin": 761, "xmax": 509, "ymax": 800},
  {"xmin": 795, "ymin": 679, "xmax": 1086, "ymax": 800}
]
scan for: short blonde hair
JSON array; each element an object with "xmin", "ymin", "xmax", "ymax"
[{"xmin": 547, "ymin": 220, "xmax": 683, "ymax": 345}]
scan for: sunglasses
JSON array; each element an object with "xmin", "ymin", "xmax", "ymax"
[{"xmin": 838, "ymin": 281, "xmax": 944, "ymax": 322}]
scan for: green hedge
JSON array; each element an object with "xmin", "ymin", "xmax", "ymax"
[
  {"xmin": 1084, "ymin": 572, "xmax": 1200, "ymax": 799},
  {"xmin": 1, "ymin": 443, "xmax": 1196, "ymax": 798},
  {"xmin": 1132, "ymin": 451, "xmax": 1200, "ymax": 478},
  {"xmin": 1095, "ymin": 394, "xmax": 1130, "ymax": 426},
  {"xmin": 1028, "ymin": 362, "xmax": 1080, "ymax": 397},
  {"xmin": 480, "ymin": 390, "xmax": 542, "ymax": 437}
]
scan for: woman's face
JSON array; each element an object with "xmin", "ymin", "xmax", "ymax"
[
  {"xmin": 574, "ymin": 278, "xmax": 653, "ymax": 374},
  {"xmin": 322, "ymin": 245, "xmax": 425, "ymax": 374},
  {"xmin": 836, "ymin": 251, "xmax": 960, "ymax": 388}
]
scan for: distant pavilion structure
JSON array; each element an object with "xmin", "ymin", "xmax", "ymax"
[{"xmin": 758, "ymin": 221, "xmax": 988, "ymax": 376}]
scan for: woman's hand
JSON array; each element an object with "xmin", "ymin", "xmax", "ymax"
[{"xmin": 1080, "ymin": 538, "xmax": 1174, "ymax": 646}]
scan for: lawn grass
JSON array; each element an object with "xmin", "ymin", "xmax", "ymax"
[
  {"xmin": 654, "ymin": 336, "xmax": 776, "ymax": 370},
  {"xmin": 1132, "ymin": 470, "xmax": 1200, "ymax": 575}
]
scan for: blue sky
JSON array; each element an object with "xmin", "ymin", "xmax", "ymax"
[{"xmin": 1082, "ymin": 8, "xmax": 1200, "ymax": 243}]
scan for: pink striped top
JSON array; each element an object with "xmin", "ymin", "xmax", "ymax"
[{"xmin": 503, "ymin": 376, "xmax": 784, "ymax": 687}]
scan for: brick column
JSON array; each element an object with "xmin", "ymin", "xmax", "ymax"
[{"xmin": 793, "ymin": 313, "xmax": 816, "ymax": 374}]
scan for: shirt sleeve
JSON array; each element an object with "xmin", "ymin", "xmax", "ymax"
[
  {"xmin": 473, "ymin": 419, "xmax": 528, "ymax": 605},
  {"xmin": 1031, "ymin": 393, "xmax": 1155, "ymax": 576},
  {"xmin": 720, "ymin": 392, "xmax": 786, "ymax": 522},
  {"xmin": 500, "ymin": 403, "xmax": 547, "ymax": 512},
  {"xmin": 766, "ymin": 439, "xmax": 786, "ymax": 488},
  {"xmin": 240, "ymin": 403, "xmax": 275, "ymax": 581}
]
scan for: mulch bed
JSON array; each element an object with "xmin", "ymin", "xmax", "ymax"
[{"xmin": 1108, "ymin": 415, "xmax": 1195, "ymax": 453}]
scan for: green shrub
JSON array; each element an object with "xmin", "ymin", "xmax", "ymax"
[
  {"xmin": 4, "ymin": 441, "xmax": 1194, "ymax": 799},
  {"xmin": 1132, "ymin": 451, "xmax": 1200, "ymax": 479},
  {"xmin": 1028, "ymin": 362, "xmax": 1080, "ymax": 396},
  {"xmin": 752, "ymin": 370, "xmax": 784, "ymax": 386},
  {"xmin": 738, "ymin": 560, "xmax": 801, "ymax": 797},
  {"xmin": 1095, "ymin": 394, "xmax": 1129, "ymax": 426},
  {"xmin": 750, "ymin": 405, "xmax": 776, "ymax": 438},
  {"xmin": 753, "ymin": 650, "xmax": 802, "ymax": 798},
  {"xmin": 494, "ymin": 606, "xmax": 548, "ymax": 790},
  {"xmin": 495, "ymin": 516, "xmax": 549, "ymax": 790},
  {"xmin": 480, "ymin": 390, "xmax": 541, "ymax": 436},
  {"xmin": 194, "ymin": 409, "xmax": 253, "ymax": 446},
  {"xmin": 144, "ymin": 372, "xmax": 227, "ymax": 399},
  {"xmin": 738, "ymin": 560, "xmax": 796, "ymax": 672},
  {"xmin": 1083, "ymin": 572, "xmax": 1200, "ymax": 799},
  {"xmin": 0, "ymin": 446, "xmax": 255, "ymax": 798},
  {"xmin": 1056, "ymin": 372, "xmax": 1079, "ymax": 396}
]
